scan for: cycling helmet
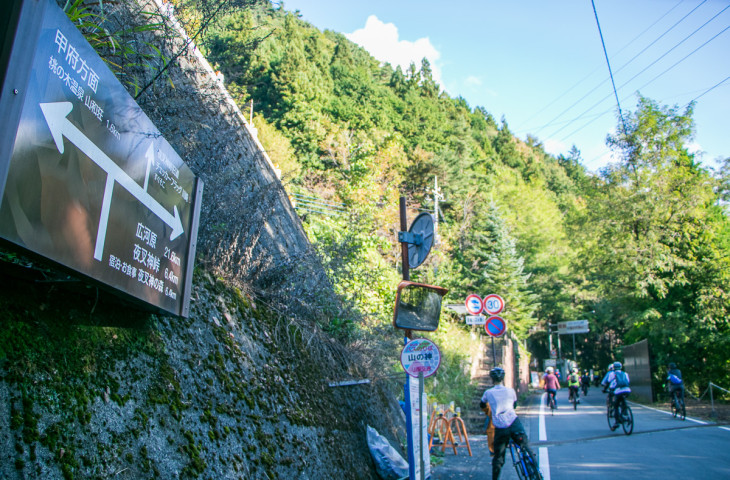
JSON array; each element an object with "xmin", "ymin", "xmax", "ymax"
[
  {"xmin": 668, "ymin": 362, "xmax": 677, "ymax": 369},
  {"xmin": 573, "ymin": 368, "xmax": 579, "ymax": 373},
  {"xmin": 613, "ymin": 361, "xmax": 622, "ymax": 371},
  {"xmin": 490, "ymin": 367, "xmax": 506, "ymax": 382},
  {"xmin": 546, "ymin": 366, "xmax": 554, "ymax": 373}
]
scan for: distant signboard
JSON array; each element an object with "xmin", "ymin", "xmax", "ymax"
[
  {"xmin": 0, "ymin": 0, "xmax": 202, "ymax": 317},
  {"xmin": 557, "ymin": 320, "xmax": 590, "ymax": 334},
  {"xmin": 465, "ymin": 314, "xmax": 486, "ymax": 326}
]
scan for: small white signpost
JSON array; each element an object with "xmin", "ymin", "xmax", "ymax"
[
  {"xmin": 401, "ymin": 338, "xmax": 439, "ymax": 480},
  {"xmin": 465, "ymin": 315, "xmax": 486, "ymax": 325}
]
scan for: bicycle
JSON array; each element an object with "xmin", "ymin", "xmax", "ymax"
[
  {"xmin": 509, "ymin": 437, "xmax": 544, "ymax": 480},
  {"xmin": 606, "ymin": 393, "xmax": 633, "ymax": 435},
  {"xmin": 581, "ymin": 382, "xmax": 589, "ymax": 396},
  {"xmin": 670, "ymin": 389, "xmax": 686, "ymax": 420},
  {"xmin": 568, "ymin": 387, "xmax": 579, "ymax": 410},
  {"xmin": 546, "ymin": 391, "xmax": 556, "ymax": 415}
]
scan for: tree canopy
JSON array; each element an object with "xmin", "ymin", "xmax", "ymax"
[{"xmin": 200, "ymin": 6, "xmax": 730, "ymax": 394}]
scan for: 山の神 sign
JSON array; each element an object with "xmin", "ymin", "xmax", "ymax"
[
  {"xmin": 400, "ymin": 338, "xmax": 441, "ymax": 378},
  {"xmin": 0, "ymin": 0, "xmax": 202, "ymax": 317}
]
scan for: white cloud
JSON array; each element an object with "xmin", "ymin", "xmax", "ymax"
[
  {"xmin": 542, "ymin": 138, "xmax": 567, "ymax": 157},
  {"xmin": 346, "ymin": 15, "xmax": 442, "ymax": 86},
  {"xmin": 464, "ymin": 76, "xmax": 482, "ymax": 87}
]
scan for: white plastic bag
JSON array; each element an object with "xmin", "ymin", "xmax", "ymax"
[{"xmin": 366, "ymin": 425, "xmax": 409, "ymax": 480}]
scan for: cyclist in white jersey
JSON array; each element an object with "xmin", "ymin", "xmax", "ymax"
[
  {"xmin": 480, "ymin": 367, "xmax": 536, "ymax": 479},
  {"xmin": 602, "ymin": 361, "xmax": 631, "ymax": 430}
]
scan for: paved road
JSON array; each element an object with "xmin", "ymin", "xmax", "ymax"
[{"xmin": 430, "ymin": 387, "xmax": 730, "ymax": 479}]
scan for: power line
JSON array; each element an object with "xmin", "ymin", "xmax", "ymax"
[
  {"xmin": 516, "ymin": 0, "xmax": 685, "ymax": 135},
  {"xmin": 552, "ymin": 5, "xmax": 730, "ymax": 142},
  {"xmin": 689, "ymin": 75, "xmax": 730, "ymax": 103},
  {"xmin": 527, "ymin": 0, "xmax": 721, "ymax": 139},
  {"xmin": 610, "ymin": 0, "xmax": 709, "ymax": 80},
  {"xmin": 558, "ymin": 24, "xmax": 730, "ymax": 143},
  {"xmin": 634, "ymin": 25, "xmax": 730, "ymax": 94},
  {"xmin": 591, "ymin": 0, "xmax": 626, "ymax": 133}
]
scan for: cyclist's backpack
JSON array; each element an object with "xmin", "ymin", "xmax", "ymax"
[
  {"xmin": 614, "ymin": 371, "xmax": 629, "ymax": 388},
  {"xmin": 668, "ymin": 373, "xmax": 683, "ymax": 385}
]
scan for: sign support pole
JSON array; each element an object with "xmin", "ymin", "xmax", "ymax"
[
  {"xmin": 419, "ymin": 371, "xmax": 425, "ymax": 480},
  {"xmin": 572, "ymin": 334, "xmax": 576, "ymax": 362},
  {"xmin": 399, "ymin": 196, "xmax": 410, "ymax": 283},
  {"xmin": 491, "ymin": 337, "xmax": 497, "ymax": 365}
]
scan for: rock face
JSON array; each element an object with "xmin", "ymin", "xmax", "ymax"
[
  {"xmin": 0, "ymin": 269, "xmax": 406, "ymax": 480},
  {"xmin": 0, "ymin": 1, "xmax": 406, "ymax": 479}
]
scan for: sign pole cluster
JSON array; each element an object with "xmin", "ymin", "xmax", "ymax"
[
  {"xmin": 394, "ymin": 196, "xmax": 448, "ymax": 480},
  {"xmin": 463, "ymin": 293, "xmax": 506, "ymax": 365}
]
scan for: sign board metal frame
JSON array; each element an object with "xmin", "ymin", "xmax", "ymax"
[{"xmin": 0, "ymin": 0, "xmax": 202, "ymax": 317}]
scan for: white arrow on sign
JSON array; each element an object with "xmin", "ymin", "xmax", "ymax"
[{"xmin": 40, "ymin": 102, "xmax": 184, "ymax": 261}]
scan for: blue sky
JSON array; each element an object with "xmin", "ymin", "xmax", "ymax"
[{"xmin": 283, "ymin": 0, "xmax": 729, "ymax": 172}]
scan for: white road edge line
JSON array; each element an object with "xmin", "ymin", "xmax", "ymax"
[
  {"xmin": 627, "ymin": 401, "xmax": 707, "ymax": 424},
  {"xmin": 719, "ymin": 426, "xmax": 730, "ymax": 432},
  {"xmin": 538, "ymin": 392, "xmax": 551, "ymax": 479}
]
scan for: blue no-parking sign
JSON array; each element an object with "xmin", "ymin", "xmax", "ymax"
[{"xmin": 485, "ymin": 315, "xmax": 507, "ymax": 337}]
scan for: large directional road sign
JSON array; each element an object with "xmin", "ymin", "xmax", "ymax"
[{"xmin": 0, "ymin": 0, "xmax": 202, "ymax": 317}]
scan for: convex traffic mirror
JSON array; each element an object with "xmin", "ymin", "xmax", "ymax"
[{"xmin": 393, "ymin": 281, "xmax": 449, "ymax": 331}]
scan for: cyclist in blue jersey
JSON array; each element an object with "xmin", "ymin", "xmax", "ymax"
[{"xmin": 666, "ymin": 362, "xmax": 684, "ymax": 403}]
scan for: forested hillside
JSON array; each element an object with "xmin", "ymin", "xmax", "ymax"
[{"xmin": 201, "ymin": 2, "xmax": 730, "ymax": 392}]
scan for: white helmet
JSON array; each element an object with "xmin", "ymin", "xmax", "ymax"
[{"xmin": 546, "ymin": 367, "xmax": 554, "ymax": 373}]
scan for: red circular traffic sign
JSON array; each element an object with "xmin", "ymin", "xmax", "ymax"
[
  {"xmin": 465, "ymin": 294, "xmax": 483, "ymax": 315},
  {"xmin": 485, "ymin": 315, "xmax": 507, "ymax": 337},
  {"xmin": 483, "ymin": 294, "xmax": 505, "ymax": 315}
]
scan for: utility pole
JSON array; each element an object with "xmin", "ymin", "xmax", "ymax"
[{"xmin": 431, "ymin": 176, "xmax": 443, "ymax": 242}]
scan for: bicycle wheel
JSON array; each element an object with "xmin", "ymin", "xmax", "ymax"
[
  {"xmin": 671, "ymin": 394, "xmax": 678, "ymax": 418},
  {"xmin": 679, "ymin": 397, "xmax": 686, "ymax": 420},
  {"xmin": 573, "ymin": 392, "xmax": 578, "ymax": 410},
  {"xmin": 606, "ymin": 403, "xmax": 613, "ymax": 429},
  {"xmin": 509, "ymin": 442, "xmax": 527, "ymax": 480},
  {"xmin": 621, "ymin": 403, "xmax": 634, "ymax": 435},
  {"xmin": 522, "ymin": 448, "xmax": 544, "ymax": 480}
]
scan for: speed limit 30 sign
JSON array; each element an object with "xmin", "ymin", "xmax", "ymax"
[{"xmin": 483, "ymin": 294, "xmax": 505, "ymax": 315}]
